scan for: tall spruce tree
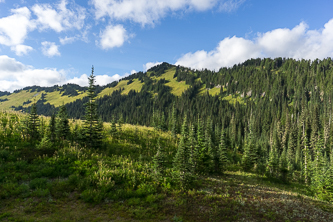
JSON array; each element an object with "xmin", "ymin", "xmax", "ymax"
[
  {"xmin": 173, "ymin": 115, "xmax": 193, "ymax": 190},
  {"xmin": 196, "ymin": 116, "xmax": 207, "ymax": 173},
  {"xmin": 49, "ymin": 114, "xmax": 56, "ymax": 142},
  {"xmin": 218, "ymin": 129, "xmax": 228, "ymax": 173},
  {"xmin": 153, "ymin": 137, "xmax": 167, "ymax": 179},
  {"xmin": 287, "ymin": 125, "xmax": 296, "ymax": 171},
  {"xmin": 312, "ymin": 132, "xmax": 326, "ymax": 192},
  {"xmin": 27, "ymin": 103, "xmax": 40, "ymax": 142},
  {"xmin": 110, "ymin": 115, "xmax": 117, "ymax": 136},
  {"xmin": 303, "ymin": 134, "xmax": 311, "ymax": 184},
  {"xmin": 242, "ymin": 120, "xmax": 256, "ymax": 171},
  {"xmin": 189, "ymin": 123, "xmax": 197, "ymax": 173},
  {"xmin": 83, "ymin": 66, "xmax": 103, "ymax": 148},
  {"xmin": 171, "ymin": 103, "xmax": 177, "ymax": 138},
  {"xmin": 205, "ymin": 118, "xmax": 215, "ymax": 172},
  {"xmin": 56, "ymin": 104, "xmax": 70, "ymax": 141},
  {"xmin": 267, "ymin": 144, "xmax": 279, "ymax": 177},
  {"xmin": 279, "ymin": 147, "xmax": 288, "ymax": 183}
]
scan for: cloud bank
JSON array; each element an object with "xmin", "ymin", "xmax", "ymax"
[
  {"xmin": 0, "ymin": 55, "xmax": 122, "ymax": 92},
  {"xmin": 91, "ymin": 0, "xmax": 244, "ymax": 26},
  {"xmin": 176, "ymin": 19, "xmax": 333, "ymax": 70},
  {"xmin": 0, "ymin": 7, "xmax": 36, "ymax": 55},
  {"xmin": 0, "ymin": 0, "xmax": 86, "ymax": 56},
  {"xmin": 32, "ymin": 0, "xmax": 86, "ymax": 32}
]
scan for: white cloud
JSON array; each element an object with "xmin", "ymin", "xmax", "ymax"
[
  {"xmin": 91, "ymin": 0, "xmax": 244, "ymax": 26},
  {"xmin": 66, "ymin": 73, "xmax": 121, "ymax": 86},
  {"xmin": 41, "ymin": 41, "xmax": 61, "ymax": 57},
  {"xmin": 0, "ymin": 55, "xmax": 66, "ymax": 92},
  {"xmin": 95, "ymin": 74, "xmax": 121, "ymax": 85},
  {"xmin": 100, "ymin": 24, "xmax": 129, "ymax": 49},
  {"xmin": 0, "ymin": 0, "xmax": 5, "ymax": 3},
  {"xmin": 10, "ymin": 44, "xmax": 33, "ymax": 56},
  {"xmin": 0, "ymin": 55, "xmax": 123, "ymax": 92},
  {"xmin": 176, "ymin": 19, "xmax": 333, "ymax": 70},
  {"xmin": 32, "ymin": 0, "xmax": 86, "ymax": 32},
  {"xmin": 0, "ymin": 7, "xmax": 35, "ymax": 46},
  {"xmin": 59, "ymin": 36, "xmax": 77, "ymax": 45},
  {"xmin": 131, "ymin": 70, "xmax": 137, "ymax": 74},
  {"xmin": 0, "ymin": 1, "xmax": 87, "ymax": 56},
  {"xmin": 143, "ymin": 61, "xmax": 162, "ymax": 71}
]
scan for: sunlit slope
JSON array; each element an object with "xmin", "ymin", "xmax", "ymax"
[
  {"xmin": 98, "ymin": 78, "xmax": 144, "ymax": 98},
  {"xmin": 0, "ymin": 63, "xmax": 248, "ymax": 111},
  {"xmin": 154, "ymin": 67, "xmax": 190, "ymax": 96},
  {"xmin": 0, "ymin": 89, "xmax": 88, "ymax": 110},
  {"xmin": 44, "ymin": 90, "xmax": 88, "ymax": 107},
  {"xmin": 0, "ymin": 90, "xmax": 39, "ymax": 110}
]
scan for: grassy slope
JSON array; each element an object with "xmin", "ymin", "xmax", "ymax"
[
  {"xmin": 0, "ymin": 67, "xmax": 249, "ymax": 111},
  {"xmin": 98, "ymin": 79, "xmax": 144, "ymax": 98},
  {"xmin": 0, "ymin": 79, "xmax": 144, "ymax": 111},
  {"xmin": 0, "ymin": 90, "xmax": 37, "ymax": 110},
  {"xmin": 154, "ymin": 67, "xmax": 190, "ymax": 96},
  {"xmin": 44, "ymin": 90, "xmax": 88, "ymax": 107}
]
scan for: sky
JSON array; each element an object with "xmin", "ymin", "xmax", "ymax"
[{"xmin": 0, "ymin": 0, "xmax": 333, "ymax": 92}]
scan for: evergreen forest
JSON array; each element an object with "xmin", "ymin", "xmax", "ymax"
[{"xmin": 2, "ymin": 58, "xmax": 333, "ymax": 221}]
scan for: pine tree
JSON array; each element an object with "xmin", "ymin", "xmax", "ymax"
[
  {"xmin": 49, "ymin": 114, "xmax": 56, "ymax": 142},
  {"xmin": 27, "ymin": 103, "xmax": 40, "ymax": 142},
  {"xmin": 56, "ymin": 104, "xmax": 70, "ymax": 141},
  {"xmin": 171, "ymin": 102, "xmax": 177, "ymax": 138},
  {"xmin": 312, "ymin": 132, "xmax": 326, "ymax": 192},
  {"xmin": 153, "ymin": 138, "xmax": 167, "ymax": 179},
  {"xmin": 118, "ymin": 114, "xmax": 124, "ymax": 132},
  {"xmin": 242, "ymin": 120, "xmax": 256, "ymax": 171},
  {"xmin": 83, "ymin": 66, "xmax": 103, "ymax": 148},
  {"xmin": 279, "ymin": 147, "xmax": 288, "ymax": 183},
  {"xmin": 287, "ymin": 125, "xmax": 296, "ymax": 171},
  {"xmin": 39, "ymin": 117, "xmax": 46, "ymax": 139},
  {"xmin": 322, "ymin": 152, "xmax": 333, "ymax": 201},
  {"xmin": 205, "ymin": 118, "xmax": 215, "ymax": 172},
  {"xmin": 110, "ymin": 115, "xmax": 117, "ymax": 136},
  {"xmin": 281, "ymin": 113, "xmax": 290, "ymax": 152},
  {"xmin": 173, "ymin": 115, "xmax": 193, "ymax": 190},
  {"xmin": 195, "ymin": 116, "xmax": 207, "ymax": 173},
  {"xmin": 303, "ymin": 133, "xmax": 311, "ymax": 184},
  {"xmin": 310, "ymin": 106, "xmax": 320, "ymax": 155},
  {"xmin": 189, "ymin": 123, "xmax": 197, "ymax": 173},
  {"xmin": 267, "ymin": 144, "xmax": 279, "ymax": 177},
  {"xmin": 218, "ymin": 129, "xmax": 228, "ymax": 173}
]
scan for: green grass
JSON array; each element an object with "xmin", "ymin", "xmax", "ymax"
[
  {"xmin": 98, "ymin": 79, "xmax": 144, "ymax": 98},
  {"xmin": 0, "ymin": 79, "xmax": 144, "ymax": 111},
  {"xmin": 0, "ymin": 90, "xmax": 37, "ymax": 110},
  {"xmin": 44, "ymin": 90, "xmax": 88, "ymax": 107},
  {"xmin": 154, "ymin": 68, "xmax": 190, "ymax": 96}
]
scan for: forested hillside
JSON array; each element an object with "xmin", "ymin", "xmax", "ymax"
[{"xmin": 2, "ymin": 58, "xmax": 333, "ymax": 220}]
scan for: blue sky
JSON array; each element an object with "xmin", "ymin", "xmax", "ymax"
[{"xmin": 0, "ymin": 0, "xmax": 333, "ymax": 92}]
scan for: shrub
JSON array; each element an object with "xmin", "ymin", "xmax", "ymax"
[
  {"xmin": 29, "ymin": 178, "xmax": 48, "ymax": 189},
  {"xmin": 32, "ymin": 188, "xmax": 50, "ymax": 197},
  {"xmin": 80, "ymin": 189, "xmax": 105, "ymax": 204}
]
